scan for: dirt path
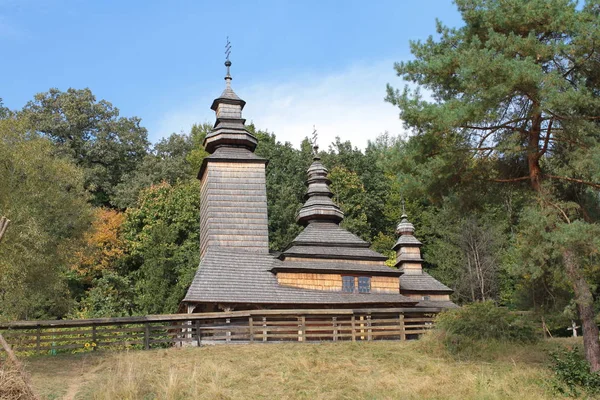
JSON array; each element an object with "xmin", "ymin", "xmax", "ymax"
[
  {"xmin": 62, "ymin": 362, "xmax": 104, "ymax": 400},
  {"xmin": 25, "ymin": 352, "xmax": 106, "ymax": 400}
]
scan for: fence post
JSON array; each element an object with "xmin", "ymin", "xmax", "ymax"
[
  {"xmin": 195, "ymin": 320, "xmax": 201, "ymax": 346},
  {"xmin": 298, "ymin": 316, "xmax": 305, "ymax": 342},
  {"xmin": 226, "ymin": 318, "xmax": 231, "ymax": 343},
  {"xmin": 262, "ymin": 317, "xmax": 267, "ymax": 342},
  {"xmin": 144, "ymin": 322, "xmax": 150, "ymax": 350},
  {"xmin": 332, "ymin": 317, "xmax": 338, "ymax": 342},
  {"xmin": 399, "ymin": 314, "xmax": 406, "ymax": 341},
  {"xmin": 92, "ymin": 325, "xmax": 97, "ymax": 350},
  {"xmin": 367, "ymin": 314, "xmax": 372, "ymax": 341},
  {"xmin": 248, "ymin": 316, "xmax": 254, "ymax": 343},
  {"xmin": 36, "ymin": 325, "xmax": 41, "ymax": 355},
  {"xmin": 351, "ymin": 315, "xmax": 356, "ymax": 342}
]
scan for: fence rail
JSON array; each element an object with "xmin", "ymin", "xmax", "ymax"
[{"xmin": 0, "ymin": 308, "xmax": 438, "ymax": 355}]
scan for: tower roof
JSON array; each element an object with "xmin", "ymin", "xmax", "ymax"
[
  {"xmin": 203, "ymin": 59, "xmax": 257, "ymax": 154},
  {"xmin": 393, "ymin": 213, "xmax": 422, "ymax": 250},
  {"xmin": 296, "ymin": 155, "xmax": 344, "ymax": 226}
]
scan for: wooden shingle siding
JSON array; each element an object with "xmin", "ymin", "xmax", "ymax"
[
  {"xmin": 371, "ymin": 276, "xmax": 399, "ymax": 293},
  {"xmin": 276, "ymin": 273, "xmax": 398, "ymax": 294},
  {"xmin": 278, "ymin": 272, "xmax": 343, "ymax": 291},
  {"xmin": 200, "ymin": 161, "xmax": 269, "ymax": 258}
]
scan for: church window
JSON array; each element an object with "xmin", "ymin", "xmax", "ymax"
[
  {"xmin": 358, "ymin": 277, "xmax": 371, "ymax": 293},
  {"xmin": 342, "ymin": 276, "xmax": 355, "ymax": 293}
]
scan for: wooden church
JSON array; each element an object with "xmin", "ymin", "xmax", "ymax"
[{"xmin": 180, "ymin": 59, "xmax": 454, "ymax": 314}]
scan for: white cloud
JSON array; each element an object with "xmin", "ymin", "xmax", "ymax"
[{"xmin": 154, "ymin": 60, "xmax": 407, "ymax": 150}]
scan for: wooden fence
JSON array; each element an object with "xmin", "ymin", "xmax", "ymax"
[{"xmin": 0, "ymin": 308, "xmax": 438, "ymax": 355}]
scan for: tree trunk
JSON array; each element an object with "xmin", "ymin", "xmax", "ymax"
[
  {"xmin": 527, "ymin": 114, "xmax": 543, "ymax": 192},
  {"xmin": 563, "ymin": 248, "xmax": 600, "ymax": 373}
]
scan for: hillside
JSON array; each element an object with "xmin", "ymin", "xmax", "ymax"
[{"xmin": 23, "ymin": 338, "xmax": 577, "ymax": 400}]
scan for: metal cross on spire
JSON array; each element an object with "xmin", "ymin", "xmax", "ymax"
[
  {"xmin": 224, "ymin": 37, "xmax": 232, "ymax": 84},
  {"xmin": 311, "ymin": 125, "xmax": 319, "ymax": 156},
  {"xmin": 401, "ymin": 197, "xmax": 407, "ymax": 217},
  {"xmin": 225, "ymin": 36, "xmax": 232, "ymax": 61}
]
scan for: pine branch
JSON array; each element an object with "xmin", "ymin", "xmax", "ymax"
[{"xmin": 544, "ymin": 175, "xmax": 600, "ymax": 189}]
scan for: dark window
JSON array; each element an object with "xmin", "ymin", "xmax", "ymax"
[
  {"xmin": 342, "ymin": 276, "xmax": 355, "ymax": 293},
  {"xmin": 358, "ymin": 277, "xmax": 371, "ymax": 293},
  {"xmin": 422, "ymin": 295, "xmax": 430, "ymax": 301}
]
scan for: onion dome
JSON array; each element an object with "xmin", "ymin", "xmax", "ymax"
[
  {"xmin": 203, "ymin": 59, "xmax": 258, "ymax": 154},
  {"xmin": 296, "ymin": 155, "xmax": 344, "ymax": 226}
]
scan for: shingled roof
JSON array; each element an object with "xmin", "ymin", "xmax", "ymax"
[
  {"xmin": 400, "ymin": 272, "xmax": 453, "ymax": 294},
  {"xmin": 281, "ymin": 220, "xmax": 388, "ymax": 261},
  {"xmin": 271, "ymin": 260, "xmax": 402, "ymax": 276},
  {"xmin": 184, "ymin": 248, "xmax": 417, "ymax": 306}
]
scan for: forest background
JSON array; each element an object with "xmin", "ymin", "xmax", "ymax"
[{"xmin": 0, "ymin": 0, "xmax": 599, "ymax": 347}]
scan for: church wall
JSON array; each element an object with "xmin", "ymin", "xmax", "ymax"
[
  {"xmin": 371, "ymin": 276, "xmax": 399, "ymax": 293},
  {"xmin": 277, "ymin": 272, "xmax": 399, "ymax": 293},
  {"xmin": 200, "ymin": 161, "xmax": 269, "ymax": 258},
  {"xmin": 401, "ymin": 263, "xmax": 423, "ymax": 274},
  {"xmin": 400, "ymin": 247, "xmax": 421, "ymax": 255},
  {"xmin": 277, "ymin": 272, "xmax": 342, "ymax": 291}
]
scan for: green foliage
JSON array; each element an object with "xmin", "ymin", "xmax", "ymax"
[
  {"xmin": 112, "ymin": 131, "xmax": 198, "ymax": 209},
  {"xmin": 435, "ymin": 302, "xmax": 539, "ymax": 354},
  {"xmin": 550, "ymin": 346, "xmax": 600, "ymax": 397},
  {"xmin": 121, "ymin": 181, "xmax": 200, "ymax": 314},
  {"xmin": 21, "ymin": 88, "xmax": 150, "ymax": 206},
  {"xmin": 74, "ymin": 271, "xmax": 135, "ymax": 318},
  {"xmin": 329, "ymin": 166, "xmax": 370, "ymax": 241},
  {"xmin": 253, "ymin": 127, "xmax": 309, "ymax": 250},
  {"xmin": 0, "ymin": 116, "xmax": 92, "ymax": 320}
]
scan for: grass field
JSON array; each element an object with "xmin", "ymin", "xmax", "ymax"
[{"xmin": 22, "ymin": 337, "xmax": 579, "ymax": 400}]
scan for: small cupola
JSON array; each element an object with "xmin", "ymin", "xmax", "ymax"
[{"xmin": 393, "ymin": 210, "xmax": 424, "ymax": 274}]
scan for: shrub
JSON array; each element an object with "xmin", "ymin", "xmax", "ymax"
[
  {"xmin": 550, "ymin": 347, "xmax": 600, "ymax": 397},
  {"xmin": 434, "ymin": 301, "xmax": 539, "ymax": 355}
]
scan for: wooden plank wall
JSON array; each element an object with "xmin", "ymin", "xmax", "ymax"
[
  {"xmin": 0, "ymin": 309, "xmax": 437, "ymax": 355},
  {"xmin": 277, "ymin": 273, "xmax": 398, "ymax": 294},
  {"xmin": 199, "ymin": 162, "xmax": 270, "ymax": 258}
]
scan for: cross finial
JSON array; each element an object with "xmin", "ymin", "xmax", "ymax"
[
  {"xmin": 224, "ymin": 37, "xmax": 232, "ymax": 85},
  {"xmin": 401, "ymin": 198, "xmax": 406, "ymax": 217},
  {"xmin": 311, "ymin": 125, "xmax": 319, "ymax": 156},
  {"xmin": 225, "ymin": 36, "xmax": 232, "ymax": 61}
]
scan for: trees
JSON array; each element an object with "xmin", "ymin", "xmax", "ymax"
[
  {"xmin": 21, "ymin": 88, "xmax": 150, "ymax": 206},
  {"xmin": 0, "ymin": 116, "xmax": 92, "ymax": 320},
  {"xmin": 121, "ymin": 181, "xmax": 200, "ymax": 314},
  {"xmin": 387, "ymin": 0, "xmax": 600, "ymax": 370}
]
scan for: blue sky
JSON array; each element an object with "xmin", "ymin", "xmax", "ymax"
[{"xmin": 0, "ymin": 0, "xmax": 463, "ymax": 148}]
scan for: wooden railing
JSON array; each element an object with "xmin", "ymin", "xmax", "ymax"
[{"xmin": 0, "ymin": 308, "xmax": 438, "ymax": 355}]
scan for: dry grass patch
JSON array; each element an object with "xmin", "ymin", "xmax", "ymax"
[
  {"xmin": 24, "ymin": 340, "xmax": 570, "ymax": 399},
  {"xmin": 0, "ymin": 361, "xmax": 38, "ymax": 400}
]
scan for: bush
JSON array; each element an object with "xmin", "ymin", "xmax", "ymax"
[
  {"xmin": 434, "ymin": 301, "xmax": 539, "ymax": 355},
  {"xmin": 550, "ymin": 347, "xmax": 600, "ymax": 397}
]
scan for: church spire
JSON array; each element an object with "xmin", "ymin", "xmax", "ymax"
[
  {"xmin": 203, "ymin": 38, "xmax": 258, "ymax": 154},
  {"xmin": 296, "ymin": 128, "xmax": 344, "ymax": 226}
]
